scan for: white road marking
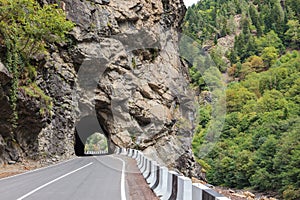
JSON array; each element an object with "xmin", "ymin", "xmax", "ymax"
[
  {"xmin": 110, "ymin": 156, "xmax": 127, "ymax": 200},
  {"xmin": 0, "ymin": 157, "xmax": 78, "ymax": 181},
  {"xmin": 16, "ymin": 162, "xmax": 93, "ymax": 200}
]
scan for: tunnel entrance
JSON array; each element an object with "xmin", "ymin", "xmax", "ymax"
[{"xmin": 74, "ymin": 115, "xmax": 112, "ymax": 156}]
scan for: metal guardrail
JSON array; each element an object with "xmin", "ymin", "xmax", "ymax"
[
  {"xmin": 115, "ymin": 147, "xmax": 231, "ymax": 200},
  {"xmin": 85, "ymin": 150, "xmax": 108, "ymax": 154}
]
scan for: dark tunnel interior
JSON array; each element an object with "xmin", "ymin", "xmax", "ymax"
[{"xmin": 74, "ymin": 115, "xmax": 113, "ymax": 156}]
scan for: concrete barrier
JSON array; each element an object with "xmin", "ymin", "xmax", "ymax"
[
  {"xmin": 150, "ymin": 165, "xmax": 160, "ymax": 189},
  {"xmin": 144, "ymin": 160, "xmax": 153, "ymax": 179},
  {"xmin": 132, "ymin": 150, "xmax": 138, "ymax": 159},
  {"xmin": 115, "ymin": 148, "xmax": 231, "ymax": 200},
  {"xmin": 138, "ymin": 155, "xmax": 146, "ymax": 170},
  {"xmin": 130, "ymin": 149, "xmax": 135, "ymax": 157},
  {"xmin": 161, "ymin": 171, "xmax": 178, "ymax": 200},
  {"xmin": 153, "ymin": 166, "xmax": 168, "ymax": 197},
  {"xmin": 120, "ymin": 148, "xmax": 126, "ymax": 155},
  {"xmin": 192, "ymin": 183, "xmax": 203, "ymax": 200},
  {"xmin": 137, "ymin": 153, "xmax": 144, "ymax": 168},
  {"xmin": 141, "ymin": 158, "xmax": 148, "ymax": 175},
  {"xmin": 136, "ymin": 151, "xmax": 142, "ymax": 162},
  {"xmin": 126, "ymin": 148, "xmax": 130, "ymax": 156},
  {"xmin": 177, "ymin": 176, "xmax": 192, "ymax": 200},
  {"xmin": 117, "ymin": 147, "xmax": 121, "ymax": 154},
  {"xmin": 142, "ymin": 159, "xmax": 151, "ymax": 178},
  {"xmin": 192, "ymin": 183, "xmax": 230, "ymax": 200},
  {"xmin": 128, "ymin": 149, "xmax": 131, "ymax": 156},
  {"xmin": 114, "ymin": 147, "xmax": 120, "ymax": 154},
  {"xmin": 147, "ymin": 162, "xmax": 158, "ymax": 187}
]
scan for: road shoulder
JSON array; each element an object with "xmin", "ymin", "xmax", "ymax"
[{"xmin": 120, "ymin": 156, "xmax": 159, "ymax": 200}]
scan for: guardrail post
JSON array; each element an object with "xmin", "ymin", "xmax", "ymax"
[
  {"xmin": 177, "ymin": 176, "xmax": 192, "ymax": 200},
  {"xmin": 139, "ymin": 155, "xmax": 146, "ymax": 170},
  {"xmin": 130, "ymin": 149, "xmax": 134, "ymax": 157},
  {"xmin": 147, "ymin": 162, "xmax": 158, "ymax": 187},
  {"xmin": 120, "ymin": 148, "xmax": 125, "ymax": 155},
  {"xmin": 137, "ymin": 153, "xmax": 144, "ymax": 168},
  {"xmin": 192, "ymin": 183, "xmax": 230, "ymax": 200},
  {"xmin": 133, "ymin": 150, "xmax": 139, "ymax": 159},
  {"xmin": 131, "ymin": 150, "xmax": 136, "ymax": 158},
  {"xmin": 144, "ymin": 160, "xmax": 152, "ymax": 179},
  {"xmin": 140, "ymin": 156, "xmax": 147, "ymax": 172},
  {"xmin": 154, "ymin": 166, "xmax": 168, "ymax": 197},
  {"xmin": 192, "ymin": 183, "xmax": 202, "ymax": 200},
  {"xmin": 142, "ymin": 159, "xmax": 150, "ymax": 177},
  {"xmin": 169, "ymin": 172, "xmax": 179, "ymax": 200},
  {"xmin": 161, "ymin": 171, "xmax": 178, "ymax": 200},
  {"xmin": 128, "ymin": 149, "xmax": 132, "ymax": 157},
  {"xmin": 150, "ymin": 165, "xmax": 160, "ymax": 190},
  {"xmin": 115, "ymin": 147, "xmax": 119, "ymax": 154},
  {"xmin": 132, "ymin": 150, "xmax": 139, "ymax": 159}
]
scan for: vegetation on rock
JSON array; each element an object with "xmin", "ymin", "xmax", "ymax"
[{"xmin": 0, "ymin": 0, "xmax": 74, "ymax": 123}]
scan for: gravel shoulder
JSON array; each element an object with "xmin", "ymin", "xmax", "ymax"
[{"xmin": 0, "ymin": 160, "xmax": 42, "ymax": 179}]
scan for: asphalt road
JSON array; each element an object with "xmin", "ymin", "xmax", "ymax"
[{"xmin": 0, "ymin": 155, "xmax": 128, "ymax": 200}]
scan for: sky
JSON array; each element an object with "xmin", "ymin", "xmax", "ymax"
[{"xmin": 183, "ymin": 0, "xmax": 199, "ymax": 7}]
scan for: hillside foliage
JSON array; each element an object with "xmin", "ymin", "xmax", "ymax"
[
  {"xmin": 183, "ymin": 0, "xmax": 300, "ymax": 199},
  {"xmin": 0, "ymin": 0, "xmax": 74, "ymax": 123}
]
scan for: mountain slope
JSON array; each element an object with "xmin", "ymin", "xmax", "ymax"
[{"xmin": 183, "ymin": 0, "xmax": 300, "ymax": 199}]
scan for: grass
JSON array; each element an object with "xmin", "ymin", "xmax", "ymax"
[{"xmin": 21, "ymin": 83, "xmax": 53, "ymax": 116}]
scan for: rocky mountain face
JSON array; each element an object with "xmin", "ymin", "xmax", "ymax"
[
  {"xmin": 0, "ymin": 0, "xmax": 202, "ymax": 177},
  {"xmin": 0, "ymin": 46, "xmax": 77, "ymax": 165}
]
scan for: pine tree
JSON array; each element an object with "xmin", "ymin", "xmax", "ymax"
[
  {"xmin": 241, "ymin": 16, "xmax": 251, "ymax": 36},
  {"xmin": 271, "ymin": 0, "xmax": 285, "ymax": 36},
  {"xmin": 285, "ymin": 19, "xmax": 300, "ymax": 48},
  {"xmin": 249, "ymin": 4, "xmax": 263, "ymax": 36}
]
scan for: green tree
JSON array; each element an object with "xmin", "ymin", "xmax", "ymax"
[
  {"xmin": 286, "ymin": 0, "xmax": 300, "ymax": 20},
  {"xmin": 248, "ymin": 55, "xmax": 265, "ymax": 72},
  {"xmin": 271, "ymin": 0, "xmax": 285, "ymax": 34},
  {"xmin": 285, "ymin": 20, "xmax": 300, "ymax": 48},
  {"xmin": 241, "ymin": 15, "xmax": 251, "ymax": 35},
  {"xmin": 256, "ymin": 30, "xmax": 284, "ymax": 53},
  {"xmin": 261, "ymin": 47, "xmax": 278, "ymax": 68},
  {"xmin": 249, "ymin": 4, "xmax": 262, "ymax": 36},
  {"xmin": 226, "ymin": 84, "xmax": 256, "ymax": 112},
  {"xmin": 274, "ymin": 122, "xmax": 300, "ymax": 199},
  {"xmin": 227, "ymin": 15, "xmax": 237, "ymax": 35}
]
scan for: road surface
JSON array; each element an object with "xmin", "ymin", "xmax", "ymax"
[{"xmin": 0, "ymin": 155, "xmax": 127, "ymax": 200}]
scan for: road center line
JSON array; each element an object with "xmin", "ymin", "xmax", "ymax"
[
  {"xmin": 16, "ymin": 162, "xmax": 93, "ymax": 200},
  {"xmin": 110, "ymin": 156, "xmax": 127, "ymax": 200}
]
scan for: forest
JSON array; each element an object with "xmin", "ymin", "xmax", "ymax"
[{"xmin": 182, "ymin": 0, "xmax": 300, "ymax": 199}]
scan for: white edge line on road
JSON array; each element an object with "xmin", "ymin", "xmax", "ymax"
[
  {"xmin": 16, "ymin": 162, "xmax": 93, "ymax": 200},
  {"xmin": 110, "ymin": 156, "xmax": 127, "ymax": 200},
  {"xmin": 0, "ymin": 157, "xmax": 79, "ymax": 181}
]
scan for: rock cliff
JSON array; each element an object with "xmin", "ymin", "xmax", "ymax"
[{"xmin": 0, "ymin": 0, "xmax": 201, "ymax": 177}]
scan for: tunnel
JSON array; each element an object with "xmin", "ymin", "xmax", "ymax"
[{"xmin": 74, "ymin": 115, "xmax": 113, "ymax": 156}]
